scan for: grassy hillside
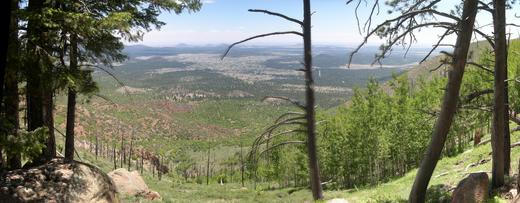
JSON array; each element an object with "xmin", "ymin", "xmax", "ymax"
[{"xmin": 74, "ymin": 130, "xmax": 519, "ymax": 202}]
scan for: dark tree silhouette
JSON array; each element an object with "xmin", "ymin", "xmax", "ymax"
[
  {"xmin": 491, "ymin": 0, "xmax": 507, "ymax": 188},
  {"xmin": 4, "ymin": 0, "xmax": 20, "ymax": 169},
  {"xmin": 65, "ymin": 34, "xmax": 78, "ymax": 162},
  {"xmin": 0, "ymin": 0, "xmax": 11, "ymax": 106}
]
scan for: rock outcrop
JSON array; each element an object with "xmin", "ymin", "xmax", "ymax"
[
  {"xmin": 108, "ymin": 168, "xmax": 160, "ymax": 200},
  {"xmin": 451, "ymin": 172, "xmax": 489, "ymax": 203},
  {"xmin": 0, "ymin": 158, "xmax": 119, "ymax": 203},
  {"xmin": 326, "ymin": 198, "xmax": 349, "ymax": 203}
]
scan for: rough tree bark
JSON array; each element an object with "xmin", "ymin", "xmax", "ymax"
[
  {"xmin": 5, "ymin": 0, "xmax": 20, "ymax": 169},
  {"xmin": 491, "ymin": 0, "xmax": 507, "ymax": 188},
  {"xmin": 409, "ymin": 0, "xmax": 478, "ymax": 202},
  {"xmin": 0, "ymin": 0, "xmax": 12, "ymax": 106},
  {"xmin": 42, "ymin": 80, "xmax": 55, "ymax": 161},
  {"xmin": 302, "ymin": 0, "xmax": 323, "ymax": 200},
  {"xmin": 26, "ymin": 0, "xmax": 45, "ymax": 158},
  {"xmin": 65, "ymin": 34, "xmax": 78, "ymax": 162}
]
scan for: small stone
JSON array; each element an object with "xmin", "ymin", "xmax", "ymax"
[
  {"xmin": 27, "ymin": 169, "xmax": 40, "ymax": 174},
  {"xmin": 507, "ymin": 189, "xmax": 517, "ymax": 199},
  {"xmin": 36, "ymin": 190, "xmax": 47, "ymax": 198},
  {"xmin": 144, "ymin": 191, "xmax": 161, "ymax": 200},
  {"xmin": 54, "ymin": 169, "xmax": 73, "ymax": 180},
  {"xmin": 16, "ymin": 187, "xmax": 36, "ymax": 201},
  {"xmin": 327, "ymin": 198, "xmax": 349, "ymax": 203},
  {"xmin": 9, "ymin": 175, "xmax": 24, "ymax": 181},
  {"xmin": 1, "ymin": 187, "xmax": 9, "ymax": 193}
]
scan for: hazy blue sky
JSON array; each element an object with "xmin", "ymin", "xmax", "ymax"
[{"xmin": 133, "ymin": 0, "xmax": 520, "ymax": 47}]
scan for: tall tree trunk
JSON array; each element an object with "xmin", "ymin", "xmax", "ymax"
[
  {"xmin": 64, "ymin": 34, "xmax": 78, "ymax": 162},
  {"xmin": 141, "ymin": 150, "xmax": 144, "ymax": 174},
  {"xmin": 158, "ymin": 156, "xmax": 162, "ymax": 181},
  {"xmin": 113, "ymin": 142, "xmax": 116, "ymax": 170},
  {"xmin": 206, "ymin": 146, "xmax": 210, "ymax": 185},
  {"xmin": 408, "ymin": 0, "xmax": 478, "ymax": 202},
  {"xmin": 42, "ymin": 82, "xmax": 55, "ymax": 160},
  {"xmin": 128, "ymin": 136, "xmax": 132, "ymax": 170},
  {"xmin": 95, "ymin": 134, "xmax": 98, "ymax": 160},
  {"xmin": 492, "ymin": 0, "xmax": 507, "ymax": 188},
  {"xmin": 26, "ymin": 0, "xmax": 45, "ymax": 159},
  {"xmin": 302, "ymin": 0, "xmax": 323, "ymax": 200},
  {"xmin": 240, "ymin": 142, "xmax": 244, "ymax": 187},
  {"xmin": 0, "ymin": 0, "xmax": 12, "ymax": 106},
  {"xmin": 120, "ymin": 135, "xmax": 124, "ymax": 168},
  {"xmin": 5, "ymin": 0, "xmax": 20, "ymax": 169},
  {"xmin": 504, "ymin": 75, "xmax": 510, "ymax": 175}
]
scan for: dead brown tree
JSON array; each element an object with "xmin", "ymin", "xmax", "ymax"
[
  {"xmin": 128, "ymin": 131, "xmax": 133, "ymax": 170},
  {"xmin": 221, "ymin": 0, "xmax": 323, "ymax": 200},
  {"xmin": 113, "ymin": 141, "xmax": 116, "ymax": 170}
]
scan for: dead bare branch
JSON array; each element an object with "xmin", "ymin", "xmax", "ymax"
[
  {"xmin": 255, "ymin": 141, "xmax": 306, "ymax": 160},
  {"xmin": 463, "ymin": 89, "xmax": 493, "ymax": 103},
  {"xmin": 363, "ymin": 0, "xmax": 380, "ymax": 34},
  {"xmin": 467, "ymin": 62, "xmax": 494, "ymax": 74},
  {"xmin": 421, "ymin": 29, "xmax": 454, "ymax": 63},
  {"xmin": 275, "ymin": 112, "xmax": 306, "ymax": 123},
  {"xmin": 93, "ymin": 94, "xmax": 117, "ymax": 105},
  {"xmin": 248, "ymin": 9, "xmax": 303, "ymax": 25},
  {"xmin": 257, "ymin": 129, "xmax": 306, "ymax": 146},
  {"xmin": 262, "ymin": 96, "xmax": 306, "ymax": 110},
  {"xmin": 473, "ymin": 29, "xmax": 495, "ymax": 48},
  {"xmin": 429, "ymin": 60, "xmax": 449, "ymax": 72},
  {"xmin": 221, "ymin": 31, "xmax": 303, "ymax": 60}
]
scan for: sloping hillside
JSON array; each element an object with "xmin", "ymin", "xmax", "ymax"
[{"xmin": 74, "ymin": 129, "xmax": 518, "ymax": 202}]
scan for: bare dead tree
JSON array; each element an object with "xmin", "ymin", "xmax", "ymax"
[
  {"xmin": 113, "ymin": 141, "xmax": 116, "ymax": 170},
  {"xmin": 141, "ymin": 149, "xmax": 144, "ymax": 174},
  {"xmin": 221, "ymin": 0, "xmax": 323, "ymax": 200},
  {"xmin": 128, "ymin": 131, "xmax": 133, "ymax": 170},
  {"xmin": 95, "ymin": 132, "xmax": 99, "ymax": 160},
  {"xmin": 120, "ymin": 131, "xmax": 124, "ymax": 168},
  {"xmin": 240, "ymin": 141, "xmax": 245, "ymax": 187},
  {"xmin": 206, "ymin": 145, "xmax": 211, "ymax": 185}
]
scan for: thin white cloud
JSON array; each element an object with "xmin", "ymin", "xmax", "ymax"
[{"xmin": 203, "ymin": 0, "xmax": 215, "ymax": 4}]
